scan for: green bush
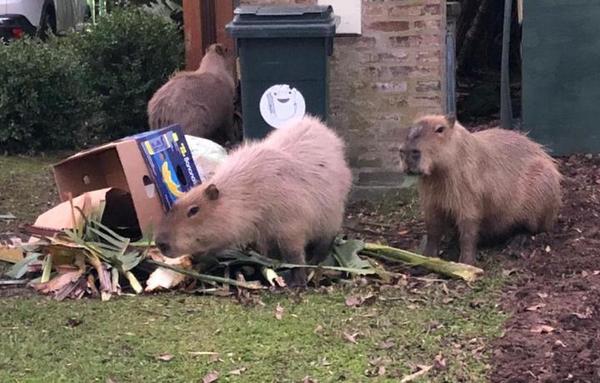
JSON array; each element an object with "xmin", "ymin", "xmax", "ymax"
[
  {"xmin": 0, "ymin": 38, "xmax": 95, "ymax": 153},
  {"xmin": 70, "ymin": 8, "xmax": 183, "ymax": 141},
  {"xmin": 0, "ymin": 8, "xmax": 183, "ymax": 153}
]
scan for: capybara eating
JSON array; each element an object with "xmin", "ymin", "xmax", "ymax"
[
  {"xmin": 154, "ymin": 115, "xmax": 353, "ymax": 287},
  {"xmin": 147, "ymin": 43, "xmax": 237, "ymax": 143},
  {"xmin": 399, "ymin": 115, "xmax": 562, "ymax": 265}
]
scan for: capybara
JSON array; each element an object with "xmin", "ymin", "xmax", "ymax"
[
  {"xmin": 399, "ymin": 115, "xmax": 562, "ymax": 265},
  {"xmin": 147, "ymin": 43, "xmax": 237, "ymax": 143},
  {"xmin": 154, "ymin": 115, "xmax": 353, "ymax": 287}
]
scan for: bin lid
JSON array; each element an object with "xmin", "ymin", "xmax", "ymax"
[{"xmin": 226, "ymin": 5, "xmax": 336, "ymax": 39}]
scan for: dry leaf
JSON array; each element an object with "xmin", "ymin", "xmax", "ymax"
[
  {"xmin": 531, "ymin": 325, "xmax": 555, "ymax": 334},
  {"xmin": 343, "ymin": 332, "xmax": 359, "ymax": 344},
  {"xmin": 526, "ymin": 303, "xmax": 546, "ymax": 312},
  {"xmin": 202, "ymin": 371, "xmax": 219, "ymax": 383},
  {"xmin": 502, "ymin": 268, "xmax": 518, "ymax": 277},
  {"xmin": 302, "ymin": 377, "xmax": 317, "ymax": 383},
  {"xmin": 545, "ymin": 246, "xmax": 551, "ymax": 253},
  {"xmin": 378, "ymin": 339, "xmax": 395, "ymax": 350},
  {"xmin": 314, "ymin": 324, "xmax": 324, "ymax": 334},
  {"xmin": 227, "ymin": 368, "xmax": 246, "ymax": 376},
  {"xmin": 537, "ymin": 292, "xmax": 549, "ymax": 299},
  {"xmin": 0, "ymin": 245, "xmax": 23, "ymax": 263},
  {"xmin": 275, "ymin": 303, "xmax": 284, "ymax": 320},
  {"xmin": 156, "ymin": 353, "xmax": 174, "ymax": 362},
  {"xmin": 434, "ymin": 353, "xmax": 446, "ymax": 369},
  {"xmin": 554, "ymin": 340, "xmax": 567, "ymax": 348},
  {"xmin": 189, "ymin": 351, "xmax": 219, "ymax": 357},
  {"xmin": 345, "ymin": 295, "xmax": 361, "ymax": 307},
  {"xmin": 400, "ymin": 365, "xmax": 433, "ymax": 382},
  {"xmin": 106, "ymin": 378, "xmax": 118, "ymax": 383},
  {"xmin": 345, "ymin": 293, "xmax": 376, "ymax": 308}
]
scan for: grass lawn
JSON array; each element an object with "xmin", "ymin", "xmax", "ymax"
[{"xmin": 0, "ymin": 155, "xmax": 507, "ymax": 382}]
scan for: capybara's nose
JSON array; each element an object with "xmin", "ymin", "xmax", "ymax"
[
  {"xmin": 410, "ymin": 149, "xmax": 421, "ymax": 162},
  {"xmin": 156, "ymin": 241, "xmax": 170, "ymax": 254}
]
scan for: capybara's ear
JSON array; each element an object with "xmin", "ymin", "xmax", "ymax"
[
  {"xmin": 445, "ymin": 114, "xmax": 456, "ymax": 128},
  {"xmin": 214, "ymin": 44, "xmax": 225, "ymax": 56},
  {"xmin": 205, "ymin": 184, "xmax": 220, "ymax": 201}
]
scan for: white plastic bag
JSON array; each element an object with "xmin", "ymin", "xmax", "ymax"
[{"xmin": 185, "ymin": 135, "xmax": 228, "ymax": 182}]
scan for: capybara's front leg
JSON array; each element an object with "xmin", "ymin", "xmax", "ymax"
[
  {"xmin": 423, "ymin": 212, "xmax": 445, "ymax": 258},
  {"xmin": 280, "ymin": 237, "xmax": 308, "ymax": 288},
  {"xmin": 458, "ymin": 218, "xmax": 479, "ymax": 265}
]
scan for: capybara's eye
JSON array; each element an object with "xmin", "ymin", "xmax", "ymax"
[
  {"xmin": 435, "ymin": 125, "xmax": 445, "ymax": 134},
  {"xmin": 187, "ymin": 206, "xmax": 200, "ymax": 218}
]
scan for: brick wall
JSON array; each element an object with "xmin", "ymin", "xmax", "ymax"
[{"xmin": 239, "ymin": 0, "xmax": 446, "ymax": 199}]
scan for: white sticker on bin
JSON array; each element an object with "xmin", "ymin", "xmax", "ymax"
[{"xmin": 259, "ymin": 84, "xmax": 306, "ymax": 129}]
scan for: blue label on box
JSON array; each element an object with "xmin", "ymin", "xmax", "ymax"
[{"xmin": 127, "ymin": 125, "xmax": 201, "ymax": 211}]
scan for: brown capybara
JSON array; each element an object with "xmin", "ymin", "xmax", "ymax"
[
  {"xmin": 154, "ymin": 115, "xmax": 353, "ymax": 287},
  {"xmin": 147, "ymin": 43, "xmax": 237, "ymax": 143},
  {"xmin": 399, "ymin": 115, "xmax": 562, "ymax": 265}
]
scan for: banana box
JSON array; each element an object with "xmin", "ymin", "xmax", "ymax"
[{"xmin": 133, "ymin": 125, "xmax": 202, "ymax": 210}]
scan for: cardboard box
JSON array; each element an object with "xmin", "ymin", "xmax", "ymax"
[{"xmin": 52, "ymin": 125, "xmax": 201, "ymax": 235}]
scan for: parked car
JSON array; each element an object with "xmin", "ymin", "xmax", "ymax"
[{"xmin": 0, "ymin": 0, "xmax": 89, "ymax": 41}]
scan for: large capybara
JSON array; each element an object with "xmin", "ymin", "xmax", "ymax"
[
  {"xmin": 147, "ymin": 43, "xmax": 237, "ymax": 143},
  {"xmin": 399, "ymin": 115, "xmax": 562, "ymax": 265},
  {"xmin": 154, "ymin": 115, "xmax": 353, "ymax": 287}
]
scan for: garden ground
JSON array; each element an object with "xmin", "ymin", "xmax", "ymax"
[{"xmin": 1, "ymin": 142, "xmax": 599, "ymax": 382}]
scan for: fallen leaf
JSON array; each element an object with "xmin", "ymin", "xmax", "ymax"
[
  {"xmin": 378, "ymin": 339, "xmax": 395, "ymax": 350},
  {"xmin": 202, "ymin": 371, "xmax": 219, "ymax": 383},
  {"xmin": 302, "ymin": 377, "xmax": 317, "ymax": 383},
  {"xmin": 227, "ymin": 367, "xmax": 246, "ymax": 375},
  {"xmin": 156, "ymin": 353, "xmax": 174, "ymax": 362},
  {"xmin": 537, "ymin": 292, "xmax": 549, "ymax": 299},
  {"xmin": 400, "ymin": 365, "xmax": 433, "ymax": 382},
  {"xmin": 434, "ymin": 353, "xmax": 446, "ymax": 369},
  {"xmin": 398, "ymin": 229, "xmax": 410, "ymax": 235},
  {"xmin": 314, "ymin": 324, "xmax": 324, "ymax": 334},
  {"xmin": 545, "ymin": 245, "xmax": 551, "ymax": 253},
  {"xmin": 343, "ymin": 332, "xmax": 359, "ymax": 344},
  {"xmin": 345, "ymin": 293, "xmax": 376, "ymax": 307},
  {"xmin": 526, "ymin": 303, "xmax": 546, "ymax": 312},
  {"xmin": 275, "ymin": 303, "xmax": 284, "ymax": 320},
  {"xmin": 189, "ymin": 351, "xmax": 219, "ymax": 357},
  {"xmin": 0, "ymin": 245, "xmax": 23, "ymax": 263},
  {"xmin": 531, "ymin": 325, "xmax": 555, "ymax": 334},
  {"xmin": 106, "ymin": 378, "xmax": 118, "ymax": 383},
  {"xmin": 502, "ymin": 268, "xmax": 518, "ymax": 277},
  {"xmin": 32, "ymin": 270, "xmax": 83, "ymax": 294},
  {"xmin": 345, "ymin": 295, "xmax": 361, "ymax": 307},
  {"xmin": 554, "ymin": 340, "xmax": 567, "ymax": 348}
]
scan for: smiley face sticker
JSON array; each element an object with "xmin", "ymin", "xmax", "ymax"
[{"xmin": 259, "ymin": 84, "xmax": 307, "ymax": 128}]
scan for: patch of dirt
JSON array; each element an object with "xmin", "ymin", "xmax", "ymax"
[{"xmin": 490, "ymin": 154, "xmax": 600, "ymax": 383}]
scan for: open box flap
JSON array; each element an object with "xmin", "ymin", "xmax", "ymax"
[{"xmin": 32, "ymin": 188, "xmax": 140, "ymax": 237}]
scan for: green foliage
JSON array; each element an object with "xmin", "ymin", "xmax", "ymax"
[
  {"xmin": 0, "ymin": 8, "xmax": 183, "ymax": 153},
  {"xmin": 0, "ymin": 38, "xmax": 95, "ymax": 153},
  {"xmin": 68, "ymin": 8, "xmax": 183, "ymax": 141}
]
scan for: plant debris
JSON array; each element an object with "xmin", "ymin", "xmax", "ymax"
[{"xmin": 1, "ymin": 201, "xmax": 483, "ymax": 300}]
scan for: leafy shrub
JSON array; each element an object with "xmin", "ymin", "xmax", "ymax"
[
  {"xmin": 0, "ymin": 38, "xmax": 95, "ymax": 153},
  {"xmin": 69, "ymin": 8, "xmax": 183, "ymax": 141}
]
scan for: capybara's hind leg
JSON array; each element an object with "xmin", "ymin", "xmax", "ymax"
[{"xmin": 458, "ymin": 219, "xmax": 479, "ymax": 265}]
